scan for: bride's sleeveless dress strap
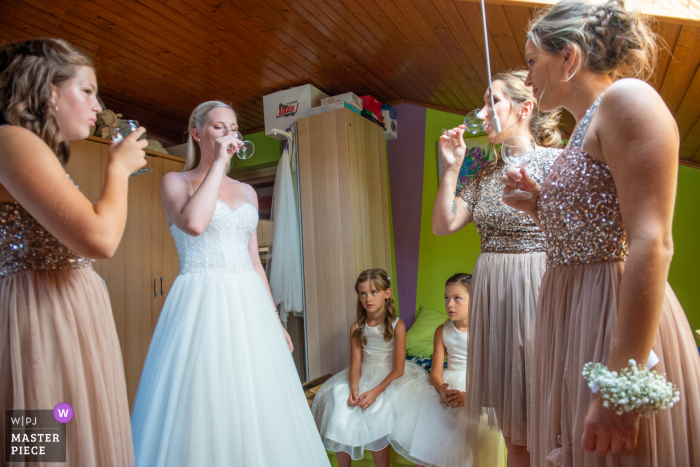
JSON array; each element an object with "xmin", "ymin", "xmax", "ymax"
[
  {"xmin": 238, "ymin": 180, "xmax": 251, "ymax": 203},
  {"xmin": 180, "ymin": 172, "xmax": 195, "ymax": 196}
]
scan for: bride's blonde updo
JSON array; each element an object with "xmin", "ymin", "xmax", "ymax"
[{"xmin": 527, "ymin": 0, "xmax": 658, "ymax": 81}]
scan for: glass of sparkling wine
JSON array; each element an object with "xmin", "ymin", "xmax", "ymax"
[
  {"xmin": 501, "ymin": 135, "xmax": 536, "ymax": 200},
  {"xmin": 110, "ymin": 120, "xmax": 152, "ymax": 177},
  {"xmin": 442, "ymin": 108, "xmax": 486, "ymax": 137},
  {"xmin": 227, "ymin": 131, "xmax": 255, "ymax": 160}
]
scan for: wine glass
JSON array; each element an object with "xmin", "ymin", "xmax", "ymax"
[
  {"xmin": 442, "ymin": 108, "xmax": 486, "ymax": 137},
  {"xmin": 227, "ymin": 131, "xmax": 255, "ymax": 160},
  {"xmin": 110, "ymin": 120, "xmax": 153, "ymax": 177},
  {"xmin": 501, "ymin": 135, "xmax": 536, "ymax": 200},
  {"xmin": 463, "ymin": 108, "xmax": 486, "ymax": 135}
]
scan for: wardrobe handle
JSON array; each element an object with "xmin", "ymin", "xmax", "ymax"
[
  {"xmin": 153, "ymin": 278, "xmax": 157, "ymax": 297},
  {"xmin": 160, "ymin": 277, "xmax": 164, "ymax": 295}
]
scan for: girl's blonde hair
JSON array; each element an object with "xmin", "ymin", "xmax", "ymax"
[
  {"xmin": 0, "ymin": 38, "xmax": 94, "ymax": 165},
  {"xmin": 492, "ymin": 70, "xmax": 562, "ymax": 149},
  {"xmin": 527, "ymin": 0, "xmax": 658, "ymax": 81},
  {"xmin": 184, "ymin": 100, "xmax": 238, "ymax": 172},
  {"xmin": 353, "ymin": 268, "xmax": 396, "ymax": 345}
]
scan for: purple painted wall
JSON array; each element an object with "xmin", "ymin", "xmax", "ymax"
[{"xmin": 386, "ymin": 104, "xmax": 426, "ymax": 330}]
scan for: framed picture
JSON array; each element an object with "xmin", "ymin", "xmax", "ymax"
[{"xmin": 437, "ymin": 135, "xmax": 494, "ymax": 193}]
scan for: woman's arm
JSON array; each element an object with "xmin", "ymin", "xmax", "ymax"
[
  {"xmin": 428, "ymin": 325, "xmax": 446, "ymax": 394},
  {"xmin": 358, "ymin": 319, "xmax": 407, "ymax": 409},
  {"xmin": 348, "ymin": 324, "xmax": 363, "ymax": 406},
  {"xmin": 243, "ymin": 184, "xmax": 294, "ymax": 352},
  {"xmin": 0, "ymin": 126, "xmax": 147, "ymax": 259},
  {"xmin": 581, "ymin": 79, "xmax": 679, "ymax": 455},
  {"xmin": 160, "ymin": 135, "xmax": 239, "ymax": 236},
  {"xmin": 432, "ymin": 127, "xmax": 474, "ymax": 235}
]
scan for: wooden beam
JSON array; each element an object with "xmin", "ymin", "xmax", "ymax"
[
  {"xmin": 455, "ymin": 0, "xmax": 700, "ymax": 26},
  {"xmin": 680, "ymin": 159, "xmax": 700, "ymax": 170}
]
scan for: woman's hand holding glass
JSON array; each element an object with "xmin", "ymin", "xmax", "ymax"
[
  {"xmin": 501, "ymin": 166, "xmax": 540, "ymax": 215},
  {"xmin": 439, "ymin": 125, "xmax": 467, "ymax": 171},
  {"xmin": 108, "ymin": 126, "xmax": 148, "ymax": 177},
  {"xmin": 214, "ymin": 134, "xmax": 243, "ymax": 164}
]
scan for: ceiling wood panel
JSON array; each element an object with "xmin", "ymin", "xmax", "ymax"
[{"xmin": 0, "ymin": 0, "xmax": 698, "ymax": 161}]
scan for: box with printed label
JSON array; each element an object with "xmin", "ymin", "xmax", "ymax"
[
  {"xmin": 306, "ymin": 100, "xmax": 363, "ymax": 118},
  {"xmin": 320, "ymin": 93, "xmax": 363, "ymax": 112},
  {"xmin": 381, "ymin": 104, "xmax": 397, "ymax": 140},
  {"xmin": 263, "ymin": 84, "xmax": 329, "ymax": 139}
]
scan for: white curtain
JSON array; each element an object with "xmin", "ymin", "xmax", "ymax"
[{"xmin": 266, "ymin": 122, "xmax": 303, "ymax": 323}]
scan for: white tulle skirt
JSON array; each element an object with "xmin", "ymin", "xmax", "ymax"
[
  {"xmin": 390, "ymin": 369, "xmax": 505, "ymax": 467},
  {"xmin": 130, "ymin": 270, "xmax": 330, "ymax": 467},
  {"xmin": 311, "ymin": 358, "xmax": 427, "ymax": 460}
]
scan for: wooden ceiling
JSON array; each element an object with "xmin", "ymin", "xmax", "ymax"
[{"xmin": 1, "ymin": 0, "xmax": 699, "ymax": 164}]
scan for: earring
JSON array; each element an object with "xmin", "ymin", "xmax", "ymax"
[{"xmin": 54, "ymin": 105, "xmax": 58, "ymax": 111}]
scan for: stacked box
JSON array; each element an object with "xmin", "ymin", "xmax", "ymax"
[
  {"xmin": 263, "ymin": 84, "xmax": 329, "ymax": 139},
  {"xmin": 320, "ymin": 92, "xmax": 363, "ymax": 112},
  {"xmin": 382, "ymin": 104, "xmax": 397, "ymax": 140}
]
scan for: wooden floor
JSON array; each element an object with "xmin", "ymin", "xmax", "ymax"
[{"xmin": 303, "ymin": 374, "xmax": 333, "ymax": 408}]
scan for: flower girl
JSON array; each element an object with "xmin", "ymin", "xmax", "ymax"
[
  {"xmin": 390, "ymin": 274, "xmax": 505, "ymax": 467},
  {"xmin": 311, "ymin": 269, "xmax": 427, "ymax": 467}
]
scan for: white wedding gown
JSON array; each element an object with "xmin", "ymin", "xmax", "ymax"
[{"xmin": 130, "ymin": 177, "xmax": 330, "ymax": 466}]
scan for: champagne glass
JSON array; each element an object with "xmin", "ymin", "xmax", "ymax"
[
  {"xmin": 227, "ymin": 131, "xmax": 255, "ymax": 160},
  {"xmin": 501, "ymin": 135, "xmax": 535, "ymax": 200},
  {"xmin": 442, "ymin": 108, "xmax": 486, "ymax": 137},
  {"xmin": 463, "ymin": 108, "xmax": 486, "ymax": 135},
  {"xmin": 110, "ymin": 120, "xmax": 152, "ymax": 177}
]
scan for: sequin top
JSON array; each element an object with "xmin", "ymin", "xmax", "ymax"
[
  {"xmin": 0, "ymin": 187, "xmax": 94, "ymax": 278},
  {"xmin": 172, "ymin": 174, "xmax": 259, "ymax": 274},
  {"xmin": 459, "ymin": 148, "xmax": 561, "ymax": 253},
  {"xmin": 538, "ymin": 94, "xmax": 628, "ymax": 268}
]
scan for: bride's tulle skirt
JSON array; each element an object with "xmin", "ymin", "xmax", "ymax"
[{"xmin": 130, "ymin": 270, "xmax": 330, "ymax": 467}]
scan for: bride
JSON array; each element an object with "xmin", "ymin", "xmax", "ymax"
[{"xmin": 130, "ymin": 101, "xmax": 330, "ymax": 467}]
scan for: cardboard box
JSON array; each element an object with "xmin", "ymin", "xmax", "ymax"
[
  {"xmin": 360, "ymin": 95, "xmax": 382, "ymax": 123},
  {"xmin": 382, "ymin": 104, "xmax": 397, "ymax": 140},
  {"xmin": 321, "ymin": 93, "xmax": 363, "ymax": 112},
  {"xmin": 307, "ymin": 100, "xmax": 362, "ymax": 118},
  {"xmin": 263, "ymin": 84, "xmax": 329, "ymax": 139}
]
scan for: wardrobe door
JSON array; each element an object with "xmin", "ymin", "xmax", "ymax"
[{"xmin": 150, "ymin": 158, "xmax": 184, "ymax": 329}]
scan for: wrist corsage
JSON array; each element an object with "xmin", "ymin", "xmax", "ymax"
[{"xmin": 582, "ymin": 359, "xmax": 680, "ymax": 416}]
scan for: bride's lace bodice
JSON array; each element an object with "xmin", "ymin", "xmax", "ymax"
[{"xmin": 171, "ymin": 174, "xmax": 259, "ymax": 274}]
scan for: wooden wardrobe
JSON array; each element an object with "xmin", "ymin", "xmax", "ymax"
[
  {"xmin": 297, "ymin": 107, "xmax": 393, "ymax": 381},
  {"xmin": 65, "ymin": 137, "xmax": 183, "ymax": 408}
]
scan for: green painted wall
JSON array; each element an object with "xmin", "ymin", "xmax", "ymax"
[
  {"xmin": 229, "ymin": 131, "xmax": 284, "ymax": 173},
  {"xmin": 669, "ymin": 165, "xmax": 700, "ymax": 336},
  {"xmin": 415, "ymin": 109, "xmax": 482, "ymax": 313}
]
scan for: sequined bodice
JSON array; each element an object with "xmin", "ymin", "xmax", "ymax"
[
  {"xmin": 538, "ymin": 94, "xmax": 628, "ymax": 268},
  {"xmin": 460, "ymin": 148, "xmax": 561, "ymax": 253},
  {"xmin": 0, "ymin": 202, "xmax": 94, "ymax": 278},
  {"xmin": 361, "ymin": 318, "xmax": 398, "ymax": 365},
  {"xmin": 443, "ymin": 321, "xmax": 467, "ymax": 372},
  {"xmin": 171, "ymin": 200, "xmax": 259, "ymax": 274}
]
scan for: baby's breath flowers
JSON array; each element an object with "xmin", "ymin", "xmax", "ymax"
[{"xmin": 582, "ymin": 359, "xmax": 680, "ymax": 416}]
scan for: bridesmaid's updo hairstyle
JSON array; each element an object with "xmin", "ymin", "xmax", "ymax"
[
  {"xmin": 353, "ymin": 269, "xmax": 396, "ymax": 345},
  {"xmin": 0, "ymin": 38, "xmax": 94, "ymax": 165},
  {"xmin": 528, "ymin": 0, "xmax": 658, "ymax": 81},
  {"xmin": 184, "ymin": 100, "xmax": 238, "ymax": 171},
  {"xmin": 493, "ymin": 69, "xmax": 563, "ymax": 149},
  {"xmin": 445, "ymin": 273, "xmax": 473, "ymax": 294}
]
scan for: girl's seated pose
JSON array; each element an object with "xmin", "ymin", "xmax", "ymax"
[
  {"xmin": 312, "ymin": 269, "xmax": 427, "ymax": 467},
  {"xmin": 391, "ymin": 274, "xmax": 505, "ymax": 467}
]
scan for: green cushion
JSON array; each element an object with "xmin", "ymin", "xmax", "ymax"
[{"xmin": 405, "ymin": 305, "xmax": 448, "ymax": 358}]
